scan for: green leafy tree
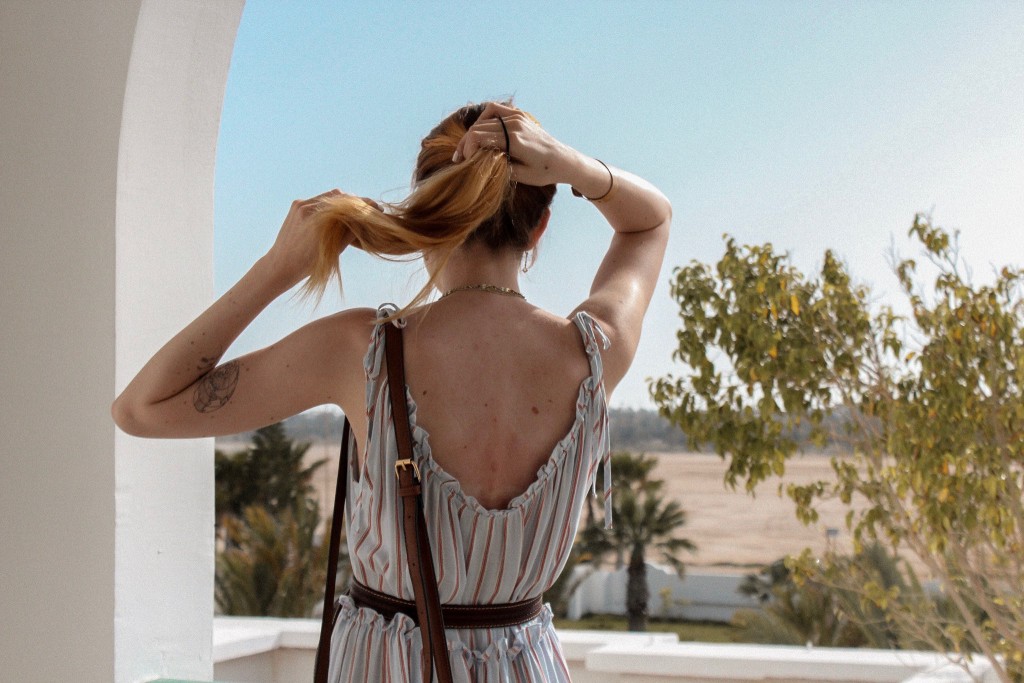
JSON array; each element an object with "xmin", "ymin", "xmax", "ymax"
[
  {"xmin": 215, "ymin": 422, "xmax": 326, "ymax": 524},
  {"xmin": 652, "ymin": 216, "xmax": 1024, "ymax": 681},
  {"xmin": 584, "ymin": 452, "xmax": 696, "ymax": 631}
]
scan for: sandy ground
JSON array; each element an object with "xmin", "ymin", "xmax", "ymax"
[
  {"xmin": 281, "ymin": 442, "xmax": 883, "ymax": 576},
  {"xmin": 650, "ymin": 452, "xmax": 857, "ymax": 573}
]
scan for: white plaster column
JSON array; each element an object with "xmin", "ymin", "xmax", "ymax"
[{"xmin": 116, "ymin": 2, "xmax": 244, "ymax": 681}]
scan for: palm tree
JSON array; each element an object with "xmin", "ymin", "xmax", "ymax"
[
  {"xmin": 215, "ymin": 421, "xmax": 326, "ymax": 524},
  {"xmin": 733, "ymin": 543, "xmax": 949, "ymax": 649},
  {"xmin": 215, "ymin": 498, "xmax": 346, "ymax": 617},
  {"xmin": 214, "ymin": 421, "xmax": 346, "ymax": 617},
  {"xmin": 738, "ymin": 558, "xmax": 790, "ymax": 604},
  {"xmin": 733, "ymin": 569, "xmax": 858, "ymax": 647},
  {"xmin": 585, "ymin": 452, "xmax": 696, "ymax": 631}
]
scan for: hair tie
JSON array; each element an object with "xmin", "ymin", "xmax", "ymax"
[{"xmin": 497, "ymin": 116, "xmax": 511, "ymax": 159}]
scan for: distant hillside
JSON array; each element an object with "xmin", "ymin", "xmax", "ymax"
[
  {"xmin": 607, "ymin": 408, "xmax": 696, "ymax": 452},
  {"xmin": 217, "ymin": 406, "xmax": 848, "ymax": 455},
  {"xmin": 216, "ymin": 407, "xmax": 695, "ymax": 453}
]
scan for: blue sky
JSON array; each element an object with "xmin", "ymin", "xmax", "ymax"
[{"xmin": 215, "ymin": 1, "xmax": 1024, "ymax": 409}]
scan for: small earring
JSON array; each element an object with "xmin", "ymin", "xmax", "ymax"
[{"xmin": 521, "ymin": 251, "xmax": 533, "ymax": 273}]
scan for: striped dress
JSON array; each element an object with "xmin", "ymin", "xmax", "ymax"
[{"xmin": 328, "ymin": 310, "xmax": 613, "ymax": 682}]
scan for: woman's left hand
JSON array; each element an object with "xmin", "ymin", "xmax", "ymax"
[
  {"xmin": 263, "ymin": 190, "xmax": 381, "ymax": 290},
  {"xmin": 452, "ymin": 102, "xmax": 579, "ymax": 187},
  {"xmin": 261, "ymin": 189, "xmax": 345, "ymax": 289}
]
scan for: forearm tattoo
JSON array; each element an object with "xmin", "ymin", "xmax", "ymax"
[{"xmin": 193, "ymin": 360, "xmax": 240, "ymax": 413}]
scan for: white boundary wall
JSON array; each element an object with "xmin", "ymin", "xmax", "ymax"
[{"xmin": 569, "ymin": 565, "xmax": 762, "ymax": 622}]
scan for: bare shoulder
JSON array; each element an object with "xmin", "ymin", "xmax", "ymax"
[
  {"xmin": 280, "ymin": 306, "xmax": 378, "ymax": 366},
  {"xmin": 527, "ymin": 306, "xmax": 595, "ymax": 352},
  {"xmin": 311, "ymin": 306, "xmax": 379, "ymax": 370},
  {"xmin": 316, "ymin": 306, "xmax": 379, "ymax": 345},
  {"xmin": 523, "ymin": 307, "xmax": 597, "ymax": 381},
  {"xmin": 300, "ymin": 306, "xmax": 377, "ymax": 415}
]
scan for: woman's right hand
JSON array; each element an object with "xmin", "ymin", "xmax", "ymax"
[
  {"xmin": 452, "ymin": 102, "xmax": 581, "ymax": 188},
  {"xmin": 452, "ymin": 102, "xmax": 619, "ymax": 203}
]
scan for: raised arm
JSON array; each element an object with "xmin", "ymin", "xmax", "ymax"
[
  {"xmin": 111, "ymin": 190, "xmax": 372, "ymax": 438},
  {"xmin": 455, "ymin": 104, "xmax": 672, "ymax": 393},
  {"xmin": 562, "ymin": 158, "xmax": 671, "ymax": 391}
]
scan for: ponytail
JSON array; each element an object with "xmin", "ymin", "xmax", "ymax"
[{"xmin": 300, "ymin": 102, "xmax": 555, "ymax": 316}]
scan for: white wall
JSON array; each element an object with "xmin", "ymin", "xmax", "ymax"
[
  {"xmin": 0, "ymin": 1, "xmax": 242, "ymax": 681},
  {"xmin": 1, "ymin": 3, "xmax": 141, "ymax": 680},
  {"xmin": 568, "ymin": 565, "xmax": 762, "ymax": 623}
]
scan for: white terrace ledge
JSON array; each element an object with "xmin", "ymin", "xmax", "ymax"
[
  {"xmin": 151, "ymin": 618, "xmax": 1000, "ymax": 683},
  {"xmin": 584, "ymin": 640, "xmax": 998, "ymax": 682}
]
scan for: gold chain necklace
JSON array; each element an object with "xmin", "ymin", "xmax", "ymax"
[{"xmin": 440, "ymin": 283, "xmax": 525, "ymax": 300}]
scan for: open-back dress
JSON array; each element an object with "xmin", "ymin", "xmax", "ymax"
[{"xmin": 328, "ymin": 310, "xmax": 612, "ymax": 682}]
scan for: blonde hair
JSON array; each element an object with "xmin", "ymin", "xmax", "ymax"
[{"xmin": 300, "ymin": 102, "xmax": 556, "ymax": 315}]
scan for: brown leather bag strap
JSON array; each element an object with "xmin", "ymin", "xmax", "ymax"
[
  {"xmin": 314, "ymin": 418, "xmax": 352, "ymax": 683},
  {"xmin": 385, "ymin": 321, "xmax": 454, "ymax": 683}
]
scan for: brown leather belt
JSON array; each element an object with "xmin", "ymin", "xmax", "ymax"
[{"xmin": 350, "ymin": 581, "xmax": 544, "ymax": 630}]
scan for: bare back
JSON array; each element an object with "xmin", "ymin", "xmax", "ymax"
[{"xmin": 394, "ymin": 296, "xmax": 593, "ymax": 510}]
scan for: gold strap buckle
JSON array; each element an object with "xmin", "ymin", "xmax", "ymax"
[{"xmin": 394, "ymin": 458, "xmax": 421, "ymax": 481}]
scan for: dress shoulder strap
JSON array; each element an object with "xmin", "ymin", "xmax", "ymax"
[
  {"xmin": 571, "ymin": 311, "xmax": 614, "ymax": 530},
  {"xmin": 572, "ymin": 310, "xmax": 611, "ymax": 381},
  {"xmin": 363, "ymin": 304, "xmax": 403, "ymax": 394}
]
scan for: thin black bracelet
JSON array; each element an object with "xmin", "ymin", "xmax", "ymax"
[
  {"xmin": 571, "ymin": 159, "xmax": 614, "ymax": 202},
  {"xmin": 497, "ymin": 116, "xmax": 511, "ymax": 159}
]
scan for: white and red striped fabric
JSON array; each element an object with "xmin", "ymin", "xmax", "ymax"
[{"xmin": 328, "ymin": 311, "xmax": 612, "ymax": 683}]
